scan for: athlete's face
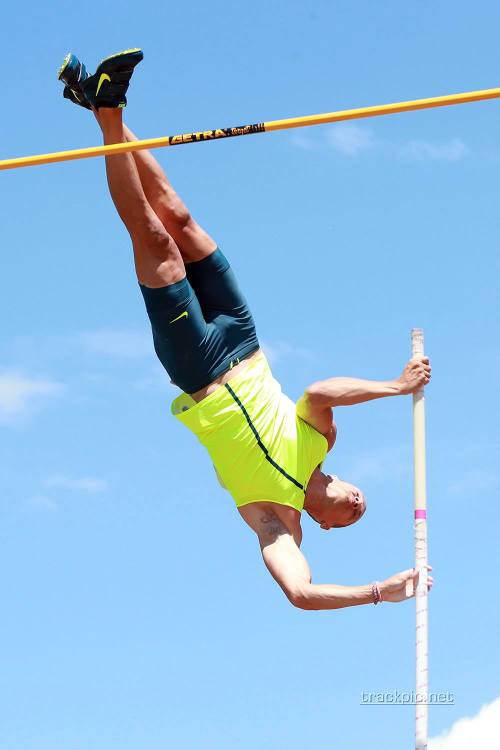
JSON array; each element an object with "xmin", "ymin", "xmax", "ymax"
[{"xmin": 309, "ymin": 475, "xmax": 366, "ymax": 530}]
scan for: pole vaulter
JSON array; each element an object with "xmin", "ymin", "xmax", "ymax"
[{"xmin": 3, "ymin": 47, "xmax": 451, "ymax": 749}]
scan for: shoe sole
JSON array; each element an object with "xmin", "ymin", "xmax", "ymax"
[
  {"xmin": 57, "ymin": 52, "xmax": 74, "ymax": 81},
  {"xmin": 99, "ymin": 48, "xmax": 143, "ymax": 66}
]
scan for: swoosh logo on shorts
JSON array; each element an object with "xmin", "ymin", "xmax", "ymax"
[
  {"xmin": 169, "ymin": 310, "xmax": 189, "ymax": 324},
  {"xmin": 96, "ymin": 73, "xmax": 111, "ymax": 96}
]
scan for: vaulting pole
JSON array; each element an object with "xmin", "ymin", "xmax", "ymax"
[
  {"xmin": 1, "ymin": 87, "xmax": 499, "ymax": 171},
  {"xmin": 412, "ymin": 328, "xmax": 428, "ymax": 750}
]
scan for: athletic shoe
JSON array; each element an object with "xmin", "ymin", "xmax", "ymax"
[
  {"xmin": 81, "ymin": 48, "xmax": 143, "ymax": 109},
  {"xmin": 57, "ymin": 53, "xmax": 91, "ymax": 109}
]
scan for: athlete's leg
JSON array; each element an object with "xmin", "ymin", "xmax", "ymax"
[
  {"xmin": 121, "ymin": 122, "xmax": 216, "ymax": 263},
  {"xmin": 96, "ymin": 112, "xmax": 260, "ymax": 380},
  {"xmin": 97, "ymin": 108, "xmax": 185, "ymax": 288},
  {"xmin": 117, "ymin": 126, "xmax": 259, "ymax": 327}
]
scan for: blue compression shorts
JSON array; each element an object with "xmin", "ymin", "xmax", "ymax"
[{"xmin": 139, "ymin": 248, "xmax": 260, "ymax": 394}]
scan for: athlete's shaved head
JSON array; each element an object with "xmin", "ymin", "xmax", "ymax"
[{"xmin": 305, "ymin": 474, "xmax": 366, "ymax": 530}]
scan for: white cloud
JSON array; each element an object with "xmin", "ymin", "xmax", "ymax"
[
  {"xmin": 429, "ymin": 696, "xmax": 500, "ymax": 749},
  {"xmin": 290, "ymin": 124, "xmax": 375, "ymax": 156},
  {"xmin": 78, "ymin": 329, "xmax": 152, "ymax": 358},
  {"xmin": 326, "ymin": 124, "xmax": 375, "ymax": 156},
  {"xmin": 290, "ymin": 125, "xmax": 468, "ymax": 163},
  {"xmin": 401, "ymin": 137, "xmax": 468, "ymax": 162},
  {"xmin": 0, "ymin": 372, "xmax": 61, "ymax": 419},
  {"xmin": 28, "ymin": 495, "xmax": 57, "ymax": 511},
  {"xmin": 44, "ymin": 475, "xmax": 108, "ymax": 493},
  {"xmin": 27, "ymin": 476, "xmax": 108, "ymax": 511},
  {"xmin": 261, "ymin": 340, "xmax": 315, "ymax": 366},
  {"xmin": 290, "ymin": 132, "xmax": 317, "ymax": 151}
]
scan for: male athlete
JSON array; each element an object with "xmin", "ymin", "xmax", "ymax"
[{"xmin": 58, "ymin": 49, "xmax": 433, "ymax": 610}]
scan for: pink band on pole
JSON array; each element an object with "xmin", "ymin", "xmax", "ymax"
[{"xmin": 414, "ymin": 510, "xmax": 427, "ymax": 520}]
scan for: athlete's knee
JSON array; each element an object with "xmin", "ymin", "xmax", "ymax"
[
  {"xmin": 137, "ymin": 264, "xmax": 185, "ymax": 289},
  {"xmin": 132, "ymin": 213, "xmax": 174, "ymax": 256},
  {"xmin": 159, "ymin": 195, "xmax": 193, "ymax": 230},
  {"xmin": 131, "ymin": 217, "xmax": 185, "ymax": 287},
  {"xmin": 135, "ymin": 251, "xmax": 185, "ymax": 288}
]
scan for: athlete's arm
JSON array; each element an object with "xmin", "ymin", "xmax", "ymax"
[
  {"xmin": 304, "ymin": 356, "xmax": 431, "ymax": 408},
  {"xmin": 246, "ymin": 506, "xmax": 431, "ymax": 610},
  {"xmin": 261, "ymin": 526, "xmax": 374, "ymax": 609}
]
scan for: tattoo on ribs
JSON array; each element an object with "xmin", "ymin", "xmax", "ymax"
[
  {"xmin": 260, "ymin": 510, "xmax": 276, "ymax": 524},
  {"xmin": 259, "ymin": 510, "xmax": 285, "ymax": 538}
]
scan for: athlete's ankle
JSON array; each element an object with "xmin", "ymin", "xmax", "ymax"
[
  {"xmin": 98, "ymin": 107, "xmax": 123, "ymax": 123},
  {"xmin": 99, "ymin": 108, "xmax": 126, "ymax": 142}
]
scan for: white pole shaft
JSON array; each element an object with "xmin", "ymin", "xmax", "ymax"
[{"xmin": 412, "ymin": 328, "xmax": 429, "ymax": 750}]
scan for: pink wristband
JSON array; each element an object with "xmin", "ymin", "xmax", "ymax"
[{"xmin": 372, "ymin": 581, "xmax": 382, "ymax": 605}]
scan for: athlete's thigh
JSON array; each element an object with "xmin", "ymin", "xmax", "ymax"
[
  {"xmin": 185, "ymin": 247, "xmax": 253, "ymax": 319},
  {"xmin": 179, "ymin": 247, "xmax": 260, "ymax": 385},
  {"xmin": 140, "ymin": 277, "xmax": 211, "ymax": 393}
]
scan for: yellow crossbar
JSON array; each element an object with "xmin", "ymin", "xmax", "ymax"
[{"xmin": 1, "ymin": 88, "xmax": 499, "ymax": 171}]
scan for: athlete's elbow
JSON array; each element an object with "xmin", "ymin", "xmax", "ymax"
[
  {"xmin": 305, "ymin": 383, "xmax": 331, "ymax": 408},
  {"xmin": 286, "ymin": 585, "xmax": 314, "ymax": 610},
  {"xmin": 304, "ymin": 383, "xmax": 322, "ymax": 402}
]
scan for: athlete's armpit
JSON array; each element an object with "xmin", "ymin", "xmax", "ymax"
[
  {"xmin": 239, "ymin": 503, "xmax": 290, "ymax": 542},
  {"xmin": 257, "ymin": 508, "xmax": 290, "ymax": 544},
  {"xmin": 296, "ymin": 393, "xmax": 337, "ymax": 451},
  {"xmin": 238, "ymin": 502, "xmax": 302, "ymax": 546},
  {"xmin": 324, "ymin": 421, "xmax": 337, "ymax": 452}
]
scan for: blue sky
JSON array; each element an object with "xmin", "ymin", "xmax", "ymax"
[{"xmin": 1, "ymin": 2, "xmax": 499, "ymax": 748}]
